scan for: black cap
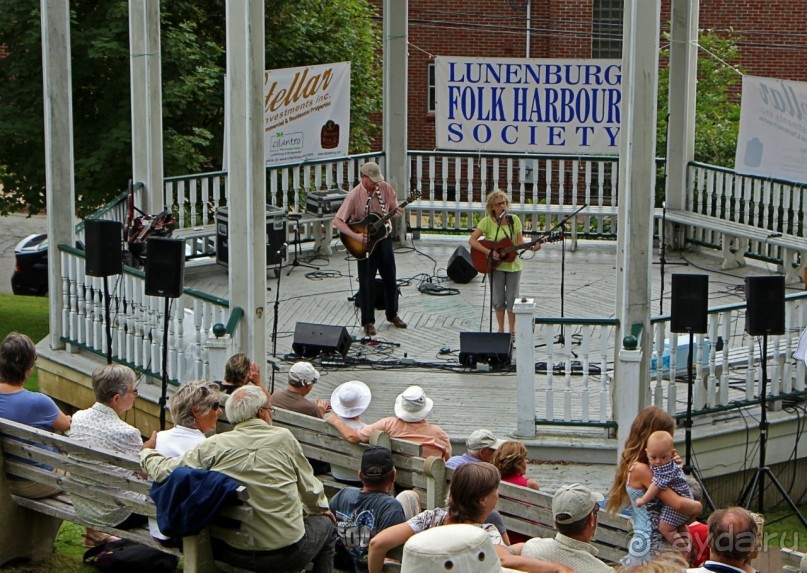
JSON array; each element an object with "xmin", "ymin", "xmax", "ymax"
[{"xmin": 361, "ymin": 446, "xmax": 394, "ymax": 478}]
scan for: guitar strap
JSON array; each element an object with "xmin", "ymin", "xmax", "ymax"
[{"xmin": 374, "ymin": 187, "xmax": 391, "ymax": 234}]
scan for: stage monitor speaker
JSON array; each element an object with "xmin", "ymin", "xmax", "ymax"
[
  {"xmin": 670, "ymin": 274, "xmax": 709, "ymax": 334},
  {"xmin": 447, "ymin": 246, "xmax": 478, "ymax": 284},
  {"xmin": 293, "ymin": 322, "xmax": 352, "ymax": 358},
  {"xmin": 145, "ymin": 238, "xmax": 185, "ymax": 298},
  {"xmin": 85, "ymin": 219, "xmax": 123, "ymax": 277},
  {"xmin": 745, "ymin": 276, "xmax": 785, "ymax": 335},
  {"xmin": 459, "ymin": 332, "xmax": 512, "ymax": 368}
]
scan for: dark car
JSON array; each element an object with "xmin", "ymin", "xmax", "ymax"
[{"xmin": 11, "ymin": 233, "xmax": 49, "ymax": 296}]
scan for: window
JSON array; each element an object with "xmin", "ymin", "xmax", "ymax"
[
  {"xmin": 427, "ymin": 63, "xmax": 436, "ymax": 113},
  {"xmin": 593, "ymin": 0, "xmax": 623, "ymax": 59}
]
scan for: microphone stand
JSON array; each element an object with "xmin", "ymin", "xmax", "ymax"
[
  {"xmin": 549, "ymin": 204, "xmax": 587, "ymax": 345},
  {"xmin": 270, "ymin": 243, "xmax": 287, "ymax": 394}
]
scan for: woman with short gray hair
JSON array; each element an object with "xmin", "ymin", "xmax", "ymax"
[
  {"xmin": 68, "ymin": 364, "xmax": 146, "ymax": 545},
  {"xmin": 148, "ymin": 380, "xmax": 222, "ymax": 544}
]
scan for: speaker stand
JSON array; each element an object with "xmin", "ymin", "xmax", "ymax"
[
  {"xmin": 270, "ymin": 244, "xmax": 287, "ymax": 394},
  {"xmin": 103, "ymin": 276, "xmax": 113, "ymax": 365},
  {"xmin": 159, "ymin": 296, "xmax": 170, "ymax": 431},
  {"xmin": 739, "ymin": 333, "xmax": 807, "ymax": 528},
  {"xmin": 286, "ymin": 214, "xmax": 319, "ymax": 275},
  {"xmin": 682, "ymin": 330, "xmax": 715, "ymax": 512}
]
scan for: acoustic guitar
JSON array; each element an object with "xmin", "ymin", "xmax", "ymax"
[
  {"xmin": 340, "ymin": 189, "xmax": 421, "ymax": 260},
  {"xmin": 470, "ymin": 232, "xmax": 563, "ymax": 273}
]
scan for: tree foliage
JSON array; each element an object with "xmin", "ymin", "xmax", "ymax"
[
  {"xmin": 0, "ymin": 0, "xmax": 381, "ymax": 216},
  {"xmin": 657, "ymin": 29, "xmax": 743, "ymax": 167}
]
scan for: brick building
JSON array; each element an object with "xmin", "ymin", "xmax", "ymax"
[{"xmin": 368, "ymin": 1, "xmax": 807, "ymax": 150}]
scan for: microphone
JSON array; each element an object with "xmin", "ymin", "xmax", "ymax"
[
  {"xmin": 497, "ymin": 210, "xmax": 508, "ymax": 222},
  {"xmin": 277, "ymin": 242, "xmax": 288, "ymax": 258}
]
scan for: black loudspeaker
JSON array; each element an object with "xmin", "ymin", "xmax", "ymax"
[
  {"xmin": 447, "ymin": 246, "xmax": 478, "ymax": 284},
  {"xmin": 145, "ymin": 238, "xmax": 185, "ymax": 298},
  {"xmin": 85, "ymin": 219, "xmax": 123, "ymax": 277},
  {"xmin": 745, "ymin": 276, "xmax": 785, "ymax": 335},
  {"xmin": 292, "ymin": 322, "xmax": 352, "ymax": 357},
  {"xmin": 670, "ymin": 274, "xmax": 709, "ymax": 334},
  {"xmin": 459, "ymin": 332, "xmax": 512, "ymax": 368}
]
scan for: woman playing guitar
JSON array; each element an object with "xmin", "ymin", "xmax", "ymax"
[{"xmin": 469, "ymin": 190, "xmax": 541, "ymax": 338}]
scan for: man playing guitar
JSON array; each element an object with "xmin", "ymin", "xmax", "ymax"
[
  {"xmin": 333, "ymin": 161, "xmax": 407, "ymax": 336},
  {"xmin": 469, "ymin": 189, "xmax": 541, "ymax": 338}
]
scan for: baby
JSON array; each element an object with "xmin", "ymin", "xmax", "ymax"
[{"xmin": 636, "ymin": 430, "xmax": 693, "ymax": 554}]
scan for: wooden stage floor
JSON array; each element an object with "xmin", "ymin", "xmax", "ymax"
[{"xmin": 184, "ymin": 236, "xmax": 787, "ymax": 491}]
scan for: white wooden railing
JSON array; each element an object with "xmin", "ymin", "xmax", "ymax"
[
  {"xmin": 58, "ymin": 245, "xmax": 238, "ymax": 384},
  {"xmin": 687, "ymin": 162, "xmax": 807, "ymax": 263}
]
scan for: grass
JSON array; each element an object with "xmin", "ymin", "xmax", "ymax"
[
  {"xmin": 1, "ymin": 522, "xmax": 95, "ymax": 573},
  {"xmin": 0, "ymin": 293, "xmax": 49, "ymax": 391},
  {"xmin": 763, "ymin": 504, "xmax": 807, "ymax": 550}
]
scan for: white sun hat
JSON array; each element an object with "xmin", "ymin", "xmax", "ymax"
[{"xmin": 330, "ymin": 380, "xmax": 372, "ymax": 419}]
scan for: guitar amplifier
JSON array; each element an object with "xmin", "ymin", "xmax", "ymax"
[{"xmin": 305, "ymin": 189, "xmax": 347, "ymax": 215}]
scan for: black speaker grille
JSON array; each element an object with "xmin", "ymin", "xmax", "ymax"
[
  {"xmin": 670, "ymin": 274, "xmax": 708, "ymax": 334},
  {"xmin": 145, "ymin": 238, "xmax": 185, "ymax": 298},
  {"xmin": 459, "ymin": 332, "xmax": 512, "ymax": 367},
  {"xmin": 447, "ymin": 246, "xmax": 478, "ymax": 284},
  {"xmin": 745, "ymin": 276, "xmax": 785, "ymax": 335},
  {"xmin": 85, "ymin": 219, "xmax": 123, "ymax": 277},
  {"xmin": 292, "ymin": 322, "xmax": 351, "ymax": 357}
]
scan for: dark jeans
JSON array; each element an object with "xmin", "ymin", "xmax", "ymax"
[
  {"xmin": 358, "ymin": 237, "xmax": 398, "ymax": 325},
  {"xmin": 212, "ymin": 514, "xmax": 337, "ymax": 573}
]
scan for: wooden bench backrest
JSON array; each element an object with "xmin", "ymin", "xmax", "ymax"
[
  {"xmin": 782, "ymin": 546, "xmax": 807, "ymax": 572},
  {"xmin": 271, "ymin": 408, "xmax": 447, "ymax": 509},
  {"xmin": 493, "ymin": 478, "xmax": 630, "ymax": 565},
  {"xmin": 0, "ymin": 417, "xmax": 252, "ymax": 550}
]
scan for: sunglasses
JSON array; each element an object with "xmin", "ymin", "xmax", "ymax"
[{"xmin": 209, "ymin": 401, "xmax": 221, "ymax": 411}]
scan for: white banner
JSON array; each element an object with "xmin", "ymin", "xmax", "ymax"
[
  {"xmin": 735, "ymin": 75, "xmax": 807, "ymax": 183},
  {"xmin": 435, "ymin": 56, "xmax": 622, "ymax": 154},
  {"xmin": 264, "ymin": 62, "xmax": 351, "ymax": 165}
]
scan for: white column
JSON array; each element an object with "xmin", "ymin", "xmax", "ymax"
[
  {"xmin": 129, "ymin": 0, "xmax": 165, "ymax": 214},
  {"xmin": 614, "ymin": 0, "xmax": 661, "ymax": 450},
  {"xmin": 514, "ymin": 298, "xmax": 536, "ymax": 438},
  {"xmin": 665, "ymin": 0, "xmax": 699, "ymax": 213},
  {"xmin": 383, "ymin": 0, "xmax": 408, "ymax": 242},
  {"xmin": 41, "ymin": 0, "xmax": 76, "ymax": 350},
  {"xmin": 225, "ymin": 0, "xmax": 267, "ymax": 381}
]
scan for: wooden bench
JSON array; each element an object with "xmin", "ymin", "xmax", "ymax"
[
  {"xmin": 272, "ymin": 408, "xmax": 633, "ymax": 564},
  {"xmin": 410, "ymin": 201, "xmax": 618, "ymax": 251},
  {"xmin": 659, "ymin": 209, "xmax": 807, "ymax": 284},
  {"xmin": 782, "ymin": 547, "xmax": 807, "ymax": 572},
  {"xmin": 0, "ymin": 417, "xmax": 252, "ymax": 573}
]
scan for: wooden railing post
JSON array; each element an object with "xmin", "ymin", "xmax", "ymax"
[
  {"xmin": 514, "ymin": 298, "xmax": 536, "ymax": 438},
  {"xmin": 422, "ymin": 457, "xmax": 446, "ymax": 510}
]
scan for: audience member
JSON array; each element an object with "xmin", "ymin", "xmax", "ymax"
[
  {"xmin": 625, "ymin": 552, "xmax": 689, "ymax": 572},
  {"xmin": 148, "ymin": 380, "xmax": 222, "ymax": 544},
  {"xmin": 493, "ymin": 441, "xmax": 540, "ymax": 490},
  {"xmin": 606, "ymin": 406, "xmax": 702, "ymax": 567},
  {"xmin": 521, "ymin": 483, "xmax": 614, "ymax": 572},
  {"xmin": 445, "ymin": 428, "xmax": 510, "ymax": 543},
  {"xmin": 367, "ymin": 462, "xmax": 572, "ymax": 573},
  {"xmin": 636, "ymin": 431, "xmax": 692, "ymax": 555},
  {"xmin": 140, "ymin": 384, "xmax": 336, "ymax": 572},
  {"xmin": 686, "ymin": 479, "xmax": 708, "ymax": 567},
  {"xmin": 327, "ymin": 385, "xmax": 452, "ymax": 460},
  {"xmin": 401, "ymin": 524, "xmax": 521, "ymax": 573},
  {"xmin": 273, "ymin": 361, "xmax": 332, "ymax": 473},
  {"xmin": 329, "ymin": 380, "xmax": 372, "ymax": 485},
  {"xmin": 68, "ymin": 364, "xmax": 147, "ymax": 546},
  {"xmin": 685, "ymin": 507, "xmax": 761, "ymax": 573},
  {"xmin": 446, "ymin": 428, "xmax": 505, "ymax": 469},
  {"xmin": 272, "ymin": 361, "xmax": 330, "ymax": 418},
  {"xmin": 219, "ymin": 352, "xmax": 261, "ymax": 394},
  {"xmin": 0, "ymin": 332, "xmax": 72, "ymax": 499},
  {"xmin": 330, "ymin": 446, "xmax": 418, "ymax": 572}
]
